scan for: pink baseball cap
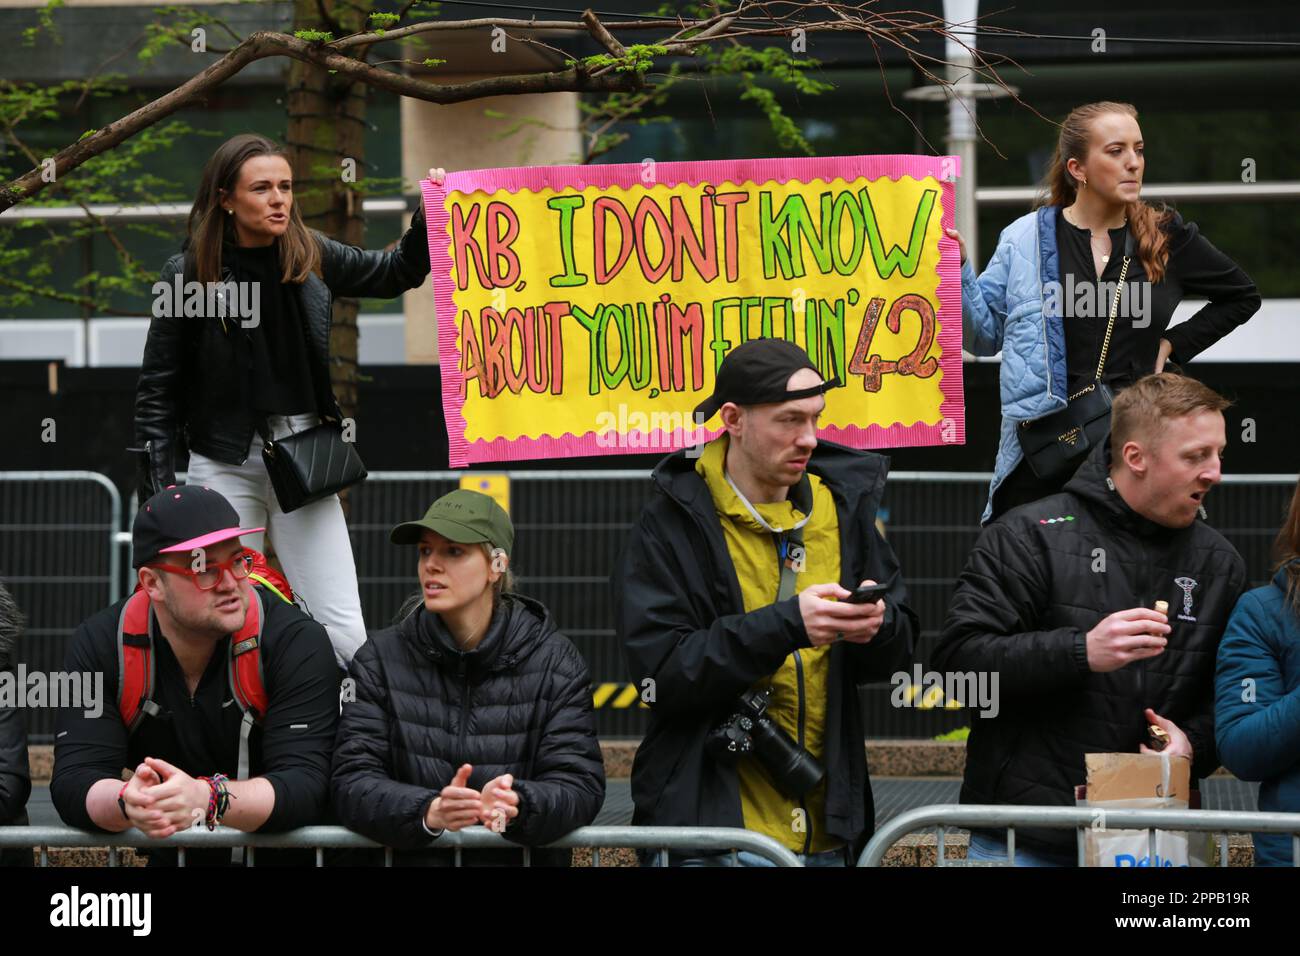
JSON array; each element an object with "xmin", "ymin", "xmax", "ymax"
[{"xmin": 133, "ymin": 485, "xmax": 264, "ymax": 567}]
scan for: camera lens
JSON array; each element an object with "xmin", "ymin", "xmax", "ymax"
[{"xmin": 750, "ymin": 717, "xmax": 825, "ymax": 796}]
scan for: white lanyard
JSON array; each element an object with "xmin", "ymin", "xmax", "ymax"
[{"xmin": 723, "ymin": 469, "xmax": 813, "ymax": 534}]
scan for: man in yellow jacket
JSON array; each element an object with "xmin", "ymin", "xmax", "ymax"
[{"xmin": 616, "ymin": 338, "xmax": 918, "ymax": 865}]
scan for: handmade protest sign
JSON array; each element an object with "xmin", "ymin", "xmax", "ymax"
[{"xmin": 422, "ymin": 155, "xmax": 964, "ymax": 467}]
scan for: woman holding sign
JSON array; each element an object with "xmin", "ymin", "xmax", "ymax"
[
  {"xmin": 947, "ymin": 101, "xmax": 1260, "ymax": 523},
  {"xmin": 330, "ymin": 490, "xmax": 605, "ymax": 865},
  {"xmin": 133, "ymin": 133, "xmax": 440, "ymax": 667}
]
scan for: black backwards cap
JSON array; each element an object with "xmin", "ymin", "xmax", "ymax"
[{"xmin": 693, "ymin": 338, "xmax": 840, "ymax": 422}]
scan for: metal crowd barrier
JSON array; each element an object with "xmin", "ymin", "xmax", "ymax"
[
  {"xmin": 7, "ymin": 469, "xmax": 1299, "ymax": 740},
  {"xmin": 858, "ymin": 804, "xmax": 1300, "ymax": 867},
  {"xmin": 0, "ymin": 824, "xmax": 801, "ymax": 867},
  {"xmin": 0, "ymin": 472, "xmax": 122, "ymax": 741}
]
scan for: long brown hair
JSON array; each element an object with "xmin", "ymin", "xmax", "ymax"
[
  {"xmin": 187, "ymin": 133, "xmax": 321, "ymax": 284},
  {"xmin": 1036, "ymin": 101, "xmax": 1174, "ymax": 283},
  {"xmin": 1275, "ymin": 478, "xmax": 1300, "ymax": 612}
]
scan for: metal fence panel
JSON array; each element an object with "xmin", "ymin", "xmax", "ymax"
[
  {"xmin": 7, "ymin": 470, "xmax": 1297, "ymax": 741},
  {"xmin": 857, "ymin": 803, "xmax": 1300, "ymax": 867},
  {"xmin": 0, "ymin": 472, "xmax": 120, "ymax": 740},
  {"xmin": 0, "ymin": 824, "xmax": 801, "ymax": 867}
]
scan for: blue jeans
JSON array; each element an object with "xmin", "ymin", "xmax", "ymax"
[
  {"xmin": 966, "ymin": 830, "xmax": 1077, "ymax": 867},
  {"xmin": 649, "ymin": 846, "xmax": 850, "ymax": 867}
]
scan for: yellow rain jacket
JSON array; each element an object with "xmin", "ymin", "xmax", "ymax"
[{"xmin": 695, "ymin": 436, "xmax": 843, "ymax": 854}]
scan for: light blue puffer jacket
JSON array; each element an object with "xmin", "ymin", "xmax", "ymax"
[{"xmin": 961, "ymin": 205, "xmax": 1069, "ymax": 523}]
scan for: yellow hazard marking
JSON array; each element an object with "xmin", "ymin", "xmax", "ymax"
[
  {"xmin": 613, "ymin": 685, "xmax": 640, "ymax": 708},
  {"xmin": 592, "ymin": 683, "xmax": 649, "ymax": 709}
]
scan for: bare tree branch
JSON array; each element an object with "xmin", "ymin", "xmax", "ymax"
[
  {"xmin": 0, "ymin": 274, "xmax": 148, "ymax": 317},
  {"xmin": 2, "ymin": 5, "xmax": 1043, "ymax": 213},
  {"xmin": 582, "ymin": 9, "xmax": 627, "ymax": 58},
  {"xmin": 1, "ymin": 30, "xmax": 640, "ymax": 212}
]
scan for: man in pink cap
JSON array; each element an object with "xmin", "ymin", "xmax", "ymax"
[{"xmin": 51, "ymin": 484, "xmax": 341, "ymax": 865}]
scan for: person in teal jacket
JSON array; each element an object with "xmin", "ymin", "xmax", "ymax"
[{"xmin": 1214, "ymin": 478, "xmax": 1300, "ymax": 867}]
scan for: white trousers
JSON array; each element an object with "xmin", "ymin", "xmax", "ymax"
[{"xmin": 185, "ymin": 412, "xmax": 365, "ymax": 668}]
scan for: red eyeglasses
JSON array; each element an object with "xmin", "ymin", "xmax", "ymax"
[{"xmin": 147, "ymin": 551, "xmax": 256, "ymax": 590}]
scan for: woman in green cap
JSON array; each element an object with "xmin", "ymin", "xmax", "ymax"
[{"xmin": 330, "ymin": 489, "xmax": 605, "ymax": 864}]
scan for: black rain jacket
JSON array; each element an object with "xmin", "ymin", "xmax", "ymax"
[{"xmin": 614, "ymin": 440, "xmax": 918, "ymax": 858}]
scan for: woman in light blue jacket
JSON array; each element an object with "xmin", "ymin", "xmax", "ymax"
[
  {"xmin": 1215, "ymin": 478, "xmax": 1300, "ymax": 866},
  {"xmin": 947, "ymin": 101, "xmax": 1259, "ymax": 523}
]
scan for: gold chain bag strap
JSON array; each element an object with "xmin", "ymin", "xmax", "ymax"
[{"xmin": 1017, "ymin": 231, "xmax": 1133, "ymax": 481}]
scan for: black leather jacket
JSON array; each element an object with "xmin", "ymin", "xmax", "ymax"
[{"xmin": 133, "ymin": 205, "xmax": 429, "ymax": 493}]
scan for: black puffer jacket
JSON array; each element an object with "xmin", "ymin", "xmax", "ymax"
[
  {"xmin": 614, "ymin": 440, "xmax": 917, "ymax": 857},
  {"xmin": 1, "ymin": 580, "xmax": 32, "ymax": 867},
  {"xmin": 133, "ymin": 206, "xmax": 429, "ymax": 493},
  {"xmin": 0, "ymin": 696, "xmax": 29, "ymax": 868},
  {"xmin": 331, "ymin": 594, "xmax": 605, "ymax": 865},
  {"xmin": 934, "ymin": 440, "xmax": 1248, "ymax": 852}
]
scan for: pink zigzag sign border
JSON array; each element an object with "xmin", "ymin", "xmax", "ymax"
[{"xmin": 421, "ymin": 154, "xmax": 965, "ymax": 468}]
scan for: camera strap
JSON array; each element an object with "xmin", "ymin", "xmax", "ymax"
[
  {"xmin": 722, "ymin": 468, "xmax": 813, "ymax": 604},
  {"xmin": 776, "ymin": 476, "xmax": 813, "ymax": 603},
  {"xmin": 776, "ymin": 524, "xmax": 805, "ymax": 603}
]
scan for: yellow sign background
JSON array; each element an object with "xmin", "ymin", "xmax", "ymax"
[{"xmin": 440, "ymin": 175, "xmax": 947, "ymax": 442}]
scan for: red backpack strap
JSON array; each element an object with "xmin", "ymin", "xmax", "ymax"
[
  {"xmin": 227, "ymin": 588, "xmax": 269, "ymax": 784},
  {"xmin": 228, "ymin": 587, "xmax": 269, "ymax": 718},
  {"xmin": 247, "ymin": 550, "xmax": 294, "ymax": 605},
  {"xmin": 116, "ymin": 590, "xmax": 160, "ymax": 732}
]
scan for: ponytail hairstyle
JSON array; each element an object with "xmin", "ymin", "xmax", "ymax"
[
  {"xmin": 481, "ymin": 543, "xmax": 515, "ymax": 608},
  {"xmin": 188, "ymin": 133, "xmax": 321, "ymax": 284},
  {"xmin": 1036, "ymin": 101, "xmax": 1175, "ymax": 283},
  {"xmin": 1274, "ymin": 477, "xmax": 1300, "ymax": 615}
]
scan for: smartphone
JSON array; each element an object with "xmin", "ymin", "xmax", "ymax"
[{"xmin": 845, "ymin": 573, "xmax": 896, "ymax": 605}]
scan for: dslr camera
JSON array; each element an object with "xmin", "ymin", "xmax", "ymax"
[{"xmin": 705, "ymin": 688, "xmax": 825, "ymax": 797}]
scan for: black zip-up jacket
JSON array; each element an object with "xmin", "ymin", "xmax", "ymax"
[
  {"xmin": 0, "ymin": 688, "xmax": 28, "ymax": 824},
  {"xmin": 51, "ymin": 587, "xmax": 342, "ymax": 864},
  {"xmin": 0, "ymin": 673, "xmax": 32, "ymax": 867},
  {"xmin": 1, "ymin": 580, "xmax": 31, "ymax": 866},
  {"xmin": 133, "ymin": 206, "xmax": 429, "ymax": 494},
  {"xmin": 331, "ymin": 595, "xmax": 605, "ymax": 866},
  {"xmin": 934, "ymin": 440, "xmax": 1248, "ymax": 853},
  {"xmin": 614, "ymin": 440, "xmax": 918, "ymax": 857}
]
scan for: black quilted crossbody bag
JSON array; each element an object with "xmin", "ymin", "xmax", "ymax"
[
  {"xmin": 258, "ymin": 418, "xmax": 367, "ymax": 513},
  {"xmin": 1017, "ymin": 232, "xmax": 1133, "ymax": 481}
]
